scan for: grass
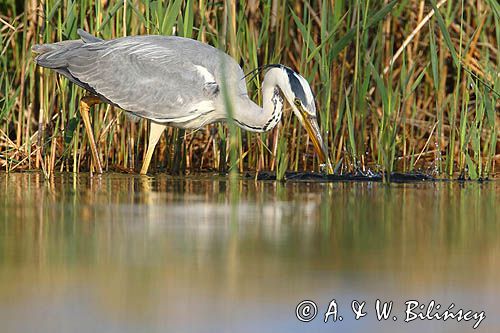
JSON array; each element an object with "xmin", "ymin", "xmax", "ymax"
[{"xmin": 0, "ymin": 0, "xmax": 498, "ymax": 180}]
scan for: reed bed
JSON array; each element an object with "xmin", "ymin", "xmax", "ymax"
[{"xmin": 0, "ymin": 0, "xmax": 498, "ymax": 179}]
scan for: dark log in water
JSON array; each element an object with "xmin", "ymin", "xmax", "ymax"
[{"xmin": 246, "ymin": 171, "xmax": 435, "ymax": 182}]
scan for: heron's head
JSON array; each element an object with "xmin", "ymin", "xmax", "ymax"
[{"xmin": 264, "ymin": 65, "xmax": 332, "ymax": 172}]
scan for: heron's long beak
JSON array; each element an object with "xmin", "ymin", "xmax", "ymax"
[{"xmin": 298, "ymin": 108, "xmax": 334, "ymax": 174}]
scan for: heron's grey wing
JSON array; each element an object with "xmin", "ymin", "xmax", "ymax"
[{"xmin": 65, "ymin": 39, "xmax": 219, "ymax": 122}]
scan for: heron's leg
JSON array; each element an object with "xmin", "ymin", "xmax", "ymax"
[
  {"xmin": 140, "ymin": 122, "xmax": 167, "ymax": 175},
  {"xmin": 79, "ymin": 96, "xmax": 103, "ymax": 174}
]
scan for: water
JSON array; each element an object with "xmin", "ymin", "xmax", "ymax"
[{"xmin": 0, "ymin": 173, "xmax": 498, "ymax": 332}]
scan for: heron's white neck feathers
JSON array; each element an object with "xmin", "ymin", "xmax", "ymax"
[{"xmin": 232, "ymin": 67, "xmax": 287, "ymax": 132}]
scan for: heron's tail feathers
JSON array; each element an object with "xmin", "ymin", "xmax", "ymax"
[
  {"xmin": 32, "ymin": 29, "xmax": 103, "ymax": 68},
  {"xmin": 32, "ymin": 40, "xmax": 82, "ymax": 68},
  {"xmin": 32, "ymin": 43, "xmax": 63, "ymax": 55}
]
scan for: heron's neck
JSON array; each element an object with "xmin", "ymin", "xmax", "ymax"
[{"xmin": 233, "ymin": 70, "xmax": 284, "ymax": 132}]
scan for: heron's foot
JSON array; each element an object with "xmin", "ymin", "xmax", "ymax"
[{"xmin": 80, "ymin": 96, "xmax": 103, "ymax": 174}]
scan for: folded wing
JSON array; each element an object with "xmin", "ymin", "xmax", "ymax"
[{"xmin": 34, "ymin": 32, "xmax": 219, "ymax": 123}]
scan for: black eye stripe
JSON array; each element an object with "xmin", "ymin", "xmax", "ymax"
[{"xmin": 284, "ymin": 67, "xmax": 307, "ymax": 105}]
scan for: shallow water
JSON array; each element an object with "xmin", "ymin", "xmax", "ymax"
[{"xmin": 0, "ymin": 173, "xmax": 498, "ymax": 333}]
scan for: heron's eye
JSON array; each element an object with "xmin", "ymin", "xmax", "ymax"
[{"xmin": 294, "ymin": 98, "xmax": 301, "ymax": 107}]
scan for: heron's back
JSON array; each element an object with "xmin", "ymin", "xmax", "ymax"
[{"xmin": 32, "ymin": 30, "xmax": 247, "ymax": 127}]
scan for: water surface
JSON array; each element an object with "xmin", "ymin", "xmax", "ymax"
[{"xmin": 0, "ymin": 173, "xmax": 498, "ymax": 332}]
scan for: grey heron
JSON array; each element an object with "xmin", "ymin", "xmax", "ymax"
[{"xmin": 33, "ymin": 29, "xmax": 333, "ymax": 174}]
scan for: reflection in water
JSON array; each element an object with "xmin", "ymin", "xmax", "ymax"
[{"xmin": 0, "ymin": 173, "xmax": 498, "ymax": 332}]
